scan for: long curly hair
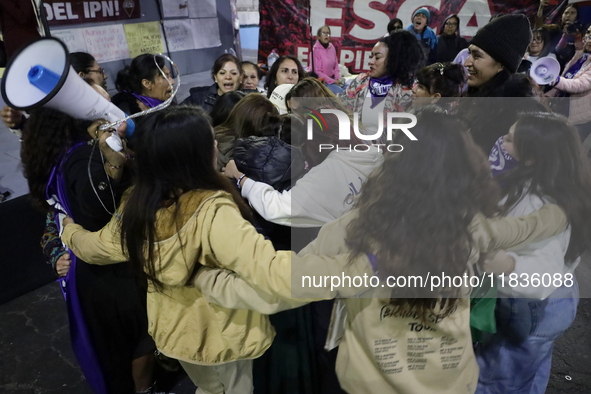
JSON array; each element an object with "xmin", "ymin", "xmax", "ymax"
[
  {"xmin": 20, "ymin": 108, "xmax": 90, "ymax": 211},
  {"xmin": 378, "ymin": 30, "xmax": 424, "ymax": 87},
  {"xmin": 346, "ymin": 107, "xmax": 502, "ymax": 321},
  {"xmin": 498, "ymin": 112, "xmax": 591, "ymax": 263}
]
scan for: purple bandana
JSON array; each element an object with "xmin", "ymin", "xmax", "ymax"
[
  {"xmin": 368, "ymin": 76, "xmax": 395, "ymax": 108},
  {"xmin": 131, "ymin": 92, "xmax": 164, "ymax": 108},
  {"xmin": 489, "ymin": 135, "xmax": 519, "ymax": 178}
]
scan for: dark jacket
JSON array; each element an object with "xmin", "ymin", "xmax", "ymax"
[
  {"xmin": 234, "ymin": 136, "xmax": 306, "ymax": 192},
  {"xmin": 234, "ymin": 136, "xmax": 306, "ymax": 250},
  {"xmin": 182, "ymin": 83, "xmax": 219, "ymax": 112},
  {"xmin": 461, "ymin": 72, "xmax": 541, "ymax": 153},
  {"xmin": 436, "ymin": 35, "xmax": 469, "ymax": 63},
  {"xmin": 215, "ymin": 132, "xmax": 236, "ymax": 171},
  {"xmin": 437, "ymin": 15, "xmax": 469, "ymax": 63}
]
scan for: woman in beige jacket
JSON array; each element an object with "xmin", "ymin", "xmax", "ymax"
[{"xmin": 62, "ymin": 107, "xmax": 568, "ymax": 394}]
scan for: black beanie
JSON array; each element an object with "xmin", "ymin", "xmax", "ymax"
[{"xmin": 470, "ymin": 14, "xmax": 532, "ymax": 73}]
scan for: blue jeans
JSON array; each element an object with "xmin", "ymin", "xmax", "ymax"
[
  {"xmin": 474, "ymin": 280, "xmax": 579, "ymax": 394},
  {"xmin": 325, "ymin": 83, "xmax": 343, "ymax": 94}
]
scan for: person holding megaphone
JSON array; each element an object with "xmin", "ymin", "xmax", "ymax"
[
  {"xmin": 546, "ymin": 25, "xmax": 591, "ymax": 145},
  {"xmin": 20, "ymin": 107, "xmax": 157, "ymax": 394}
]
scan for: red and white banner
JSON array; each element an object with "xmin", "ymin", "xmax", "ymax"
[{"xmin": 258, "ymin": 0, "xmax": 565, "ymax": 73}]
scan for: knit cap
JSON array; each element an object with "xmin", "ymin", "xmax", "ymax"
[
  {"xmin": 470, "ymin": 14, "xmax": 532, "ymax": 73},
  {"xmin": 412, "ymin": 7, "xmax": 431, "ymax": 25}
]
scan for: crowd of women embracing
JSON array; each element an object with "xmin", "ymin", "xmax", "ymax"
[{"xmin": 4, "ymin": 5, "xmax": 591, "ymax": 394}]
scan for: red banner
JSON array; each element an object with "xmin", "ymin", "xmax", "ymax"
[
  {"xmin": 43, "ymin": 0, "xmax": 142, "ymax": 26},
  {"xmin": 258, "ymin": 0, "xmax": 567, "ymax": 73}
]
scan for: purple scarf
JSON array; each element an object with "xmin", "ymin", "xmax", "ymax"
[
  {"xmin": 489, "ymin": 135, "xmax": 519, "ymax": 178},
  {"xmin": 131, "ymin": 92, "xmax": 164, "ymax": 108},
  {"xmin": 564, "ymin": 53, "xmax": 590, "ymax": 80},
  {"xmin": 368, "ymin": 76, "xmax": 395, "ymax": 108}
]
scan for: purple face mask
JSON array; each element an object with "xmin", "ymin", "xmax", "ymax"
[{"xmin": 489, "ymin": 135, "xmax": 519, "ymax": 178}]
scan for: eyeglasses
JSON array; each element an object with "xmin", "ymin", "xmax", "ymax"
[
  {"xmin": 88, "ymin": 68, "xmax": 106, "ymax": 75},
  {"xmin": 445, "ymin": 22, "xmax": 458, "ymax": 27},
  {"xmin": 320, "ymin": 31, "xmax": 331, "ymax": 36},
  {"xmin": 531, "ymin": 36, "xmax": 544, "ymax": 43}
]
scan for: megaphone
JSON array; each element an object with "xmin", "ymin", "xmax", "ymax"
[
  {"xmin": 0, "ymin": 37, "xmax": 133, "ymax": 151},
  {"xmin": 529, "ymin": 56, "xmax": 561, "ymax": 86}
]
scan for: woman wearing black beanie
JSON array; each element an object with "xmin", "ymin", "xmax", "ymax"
[
  {"xmin": 460, "ymin": 14, "xmax": 537, "ymax": 153},
  {"xmin": 465, "ymin": 14, "xmax": 533, "ymax": 95}
]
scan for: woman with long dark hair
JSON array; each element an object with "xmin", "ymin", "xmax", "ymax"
[
  {"xmin": 475, "ymin": 113, "xmax": 591, "ymax": 393},
  {"xmin": 60, "ymin": 105, "xmax": 311, "ymax": 394},
  {"xmin": 264, "ymin": 55, "xmax": 307, "ymax": 99},
  {"xmin": 112, "ymin": 54, "xmax": 175, "ymax": 115},
  {"xmin": 20, "ymin": 108, "xmax": 155, "ymax": 394}
]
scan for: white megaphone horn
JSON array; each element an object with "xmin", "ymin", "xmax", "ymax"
[
  {"xmin": 1, "ymin": 37, "xmax": 134, "ymax": 151},
  {"xmin": 529, "ymin": 56, "xmax": 561, "ymax": 86}
]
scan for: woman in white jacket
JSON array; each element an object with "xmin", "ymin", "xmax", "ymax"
[
  {"xmin": 475, "ymin": 112, "xmax": 591, "ymax": 394},
  {"xmin": 222, "ymin": 78, "xmax": 384, "ymax": 228}
]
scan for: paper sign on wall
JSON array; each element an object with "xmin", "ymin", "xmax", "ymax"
[
  {"xmin": 163, "ymin": 20, "xmax": 195, "ymax": 52},
  {"xmin": 52, "ymin": 28, "xmax": 88, "ymax": 53},
  {"xmin": 161, "ymin": 0, "xmax": 189, "ymax": 18},
  {"xmin": 83, "ymin": 24, "xmax": 130, "ymax": 63},
  {"xmin": 124, "ymin": 22, "xmax": 165, "ymax": 58},
  {"xmin": 191, "ymin": 18, "xmax": 221, "ymax": 49},
  {"xmin": 188, "ymin": 0, "xmax": 217, "ymax": 18}
]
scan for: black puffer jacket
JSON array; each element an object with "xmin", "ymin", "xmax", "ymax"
[
  {"xmin": 182, "ymin": 83, "xmax": 219, "ymax": 112},
  {"xmin": 233, "ymin": 136, "xmax": 306, "ymax": 192},
  {"xmin": 234, "ymin": 136, "xmax": 306, "ymax": 250}
]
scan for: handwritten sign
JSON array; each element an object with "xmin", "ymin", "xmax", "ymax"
[
  {"xmin": 188, "ymin": 0, "xmax": 216, "ymax": 18},
  {"xmin": 124, "ymin": 22, "xmax": 164, "ymax": 58},
  {"xmin": 163, "ymin": 20, "xmax": 195, "ymax": 52},
  {"xmin": 52, "ymin": 28, "xmax": 88, "ymax": 53},
  {"xmin": 191, "ymin": 18, "xmax": 221, "ymax": 49},
  {"xmin": 161, "ymin": 0, "xmax": 189, "ymax": 18},
  {"xmin": 83, "ymin": 24, "xmax": 129, "ymax": 63}
]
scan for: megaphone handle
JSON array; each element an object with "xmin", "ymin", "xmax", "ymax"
[{"xmin": 105, "ymin": 133, "xmax": 123, "ymax": 152}]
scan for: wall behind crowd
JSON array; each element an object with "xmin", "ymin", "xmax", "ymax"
[{"xmin": 46, "ymin": 0, "xmax": 236, "ymax": 91}]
